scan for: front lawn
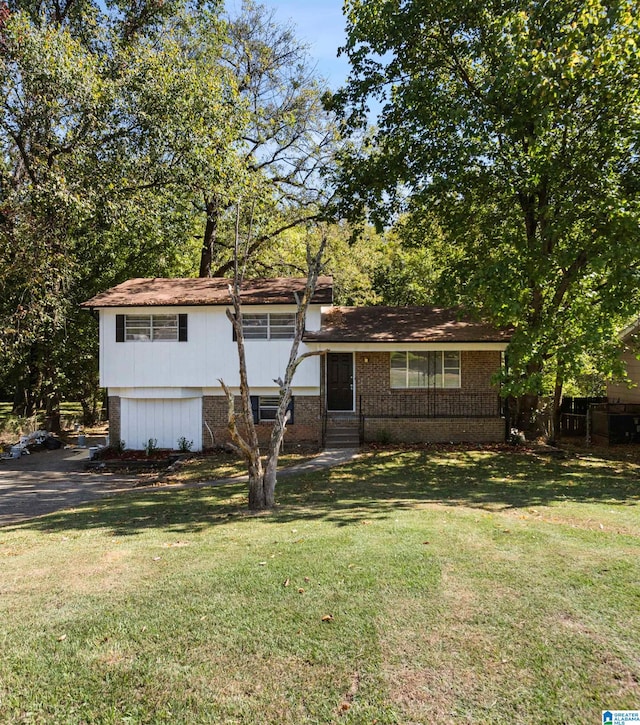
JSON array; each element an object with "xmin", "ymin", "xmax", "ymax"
[{"xmin": 1, "ymin": 448, "xmax": 639, "ymax": 723}]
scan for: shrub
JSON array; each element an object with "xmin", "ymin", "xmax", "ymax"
[{"xmin": 144, "ymin": 438, "xmax": 158, "ymax": 456}]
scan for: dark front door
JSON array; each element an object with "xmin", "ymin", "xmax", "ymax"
[{"xmin": 327, "ymin": 353, "xmax": 353, "ymax": 411}]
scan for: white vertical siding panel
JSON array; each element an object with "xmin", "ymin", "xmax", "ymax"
[
  {"xmin": 120, "ymin": 398, "xmax": 202, "ymax": 451},
  {"xmin": 101, "ymin": 305, "xmax": 323, "ymax": 390}
]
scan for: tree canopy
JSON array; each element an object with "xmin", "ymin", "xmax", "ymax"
[
  {"xmin": 0, "ymin": 0, "xmax": 342, "ymax": 421},
  {"xmin": 332, "ymin": 0, "xmax": 640, "ymax": 419}
]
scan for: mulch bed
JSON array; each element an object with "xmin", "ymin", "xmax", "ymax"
[{"xmin": 86, "ymin": 447, "xmax": 188, "ymax": 472}]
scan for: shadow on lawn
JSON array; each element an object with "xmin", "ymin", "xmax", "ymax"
[{"xmin": 9, "ymin": 449, "xmax": 640, "ymax": 537}]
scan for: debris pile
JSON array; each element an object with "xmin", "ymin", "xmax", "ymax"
[{"xmin": 1, "ymin": 430, "xmax": 62, "ymax": 460}]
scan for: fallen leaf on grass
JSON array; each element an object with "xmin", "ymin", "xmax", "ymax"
[
  {"xmin": 258, "ymin": 561, "xmax": 267, "ymax": 566},
  {"xmin": 339, "ymin": 702, "xmax": 350, "ymax": 711},
  {"xmin": 321, "ymin": 614, "xmax": 334, "ymax": 622},
  {"xmin": 283, "ymin": 578, "xmax": 290, "ymax": 587},
  {"xmin": 57, "ymin": 634, "xmax": 67, "ymax": 642},
  {"xmin": 162, "ymin": 542, "xmax": 190, "ymax": 548},
  {"xmin": 298, "ymin": 588, "xmax": 305, "ymax": 594},
  {"xmin": 422, "ymin": 541, "xmax": 430, "ymax": 545},
  {"xmin": 304, "ymin": 576, "xmax": 310, "ymax": 582}
]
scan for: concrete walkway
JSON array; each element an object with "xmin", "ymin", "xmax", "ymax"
[
  {"xmin": 0, "ymin": 446, "xmax": 361, "ymax": 526},
  {"xmin": 166, "ymin": 447, "xmax": 362, "ymax": 490}
]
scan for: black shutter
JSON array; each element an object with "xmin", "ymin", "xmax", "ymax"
[
  {"xmin": 178, "ymin": 314, "xmax": 188, "ymax": 342},
  {"xmin": 116, "ymin": 314, "xmax": 125, "ymax": 342},
  {"xmin": 286, "ymin": 396, "xmax": 294, "ymax": 425},
  {"xmin": 250, "ymin": 395, "xmax": 259, "ymax": 423}
]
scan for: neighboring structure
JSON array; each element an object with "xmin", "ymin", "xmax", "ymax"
[
  {"xmin": 591, "ymin": 320, "xmax": 640, "ymax": 445},
  {"xmin": 606, "ymin": 320, "xmax": 640, "ymax": 404},
  {"xmin": 81, "ymin": 277, "xmax": 511, "ymax": 450}
]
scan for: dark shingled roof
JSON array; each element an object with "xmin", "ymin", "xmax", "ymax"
[
  {"xmin": 303, "ymin": 306, "xmax": 511, "ymax": 343},
  {"xmin": 81, "ymin": 276, "xmax": 333, "ymax": 308}
]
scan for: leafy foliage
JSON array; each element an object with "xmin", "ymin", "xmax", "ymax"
[
  {"xmin": 0, "ymin": 0, "xmax": 341, "ymax": 422},
  {"xmin": 333, "ymin": 0, "xmax": 640, "ymax": 407}
]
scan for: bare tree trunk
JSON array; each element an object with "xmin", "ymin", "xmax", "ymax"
[{"xmin": 220, "ymin": 205, "xmax": 328, "ymax": 511}]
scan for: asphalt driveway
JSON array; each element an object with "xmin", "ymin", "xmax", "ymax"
[
  {"xmin": 0, "ymin": 442, "xmax": 362, "ymax": 527},
  {"xmin": 0, "ymin": 443, "xmax": 139, "ymax": 526}
]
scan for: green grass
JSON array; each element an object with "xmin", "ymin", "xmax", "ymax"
[
  {"xmin": 1, "ymin": 447, "xmax": 639, "ymax": 723},
  {"xmin": 0, "ymin": 402, "xmax": 85, "ymax": 446},
  {"xmin": 160, "ymin": 449, "xmax": 319, "ymax": 484}
]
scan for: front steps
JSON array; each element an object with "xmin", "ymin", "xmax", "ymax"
[{"xmin": 324, "ymin": 414, "xmax": 360, "ymax": 449}]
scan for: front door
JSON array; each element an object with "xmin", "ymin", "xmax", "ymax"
[{"xmin": 327, "ymin": 353, "xmax": 354, "ymax": 411}]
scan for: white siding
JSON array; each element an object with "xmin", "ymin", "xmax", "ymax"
[
  {"xmin": 100, "ymin": 305, "xmax": 322, "ymax": 391},
  {"xmin": 121, "ymin": 398, "xmax": 202, "ymax": 451}
]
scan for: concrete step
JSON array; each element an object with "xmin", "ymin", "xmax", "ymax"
[
  {"xmin": 326, "ymin": 418, "xmax": 359, "ymax": 428},
  {"xmin": 325, "ymin": 430, "xmax": 360, "ymax": 448},
  {"xmin": 325, "ymin": 438, "xmax": 360, "ymax": 449},
  {"xmin": 326, "ymin": 432, "xmax": 360, "ymax": 442}
]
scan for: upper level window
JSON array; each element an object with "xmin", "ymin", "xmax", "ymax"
[
  {"xmin": 242, "ymin": 312, "xmax": 296, "ymax": 340},
  {"xmin": 390, "ymin": 351, "xmax": 460, "ymax": 389},
  {"xmin": 116, "ymin": 314, "xmax": 187, "ymax": 342}
]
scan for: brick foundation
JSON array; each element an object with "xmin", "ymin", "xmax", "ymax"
[
  {"xmin": 364, "ymin": 417, "xmax": 505, "ymax": 444},
  {"xmin": 202, "ymin": 395, "xmax": 322, "ymax": 449}
]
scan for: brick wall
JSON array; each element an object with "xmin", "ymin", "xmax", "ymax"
[
  {"xmin": 202, "ymin": 395, "xmax": 322, "ymax": 448},
  {"xmin": 107, "ymin": 395, "xmax": 121, "ymax": 445},
  {"xmin": 355, "ymin": 351, "xmax": 502, "ymax": 416},
  {"xmin": 364, "ymin": 417, "xmax": 505, "ymax": 444},
  {"xmin": 356, "ymin": 350, "xmax": 500, "ymax": 395},
  {"xmin": 356, "ymin": 350, "xmax": 505, "ymax": 442}
]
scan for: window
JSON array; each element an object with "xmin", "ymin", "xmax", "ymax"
[
  {"xmin": 258, "ymin": 396, "xmax": 279, "ymax": 421},
  {"xmin": 241, "ymin": 313, "xmax": 296, "ymax": 340},
  {"xmin": 390, "ymin": 351, "xmax": 460, "ymax": 388},
  {"xmin": 250, "ymin": 395, "xmax": 295, "ymax": 423},
  {"xmin": 116, "ymin": 314, "xmax": 187, "ymax": 342}
]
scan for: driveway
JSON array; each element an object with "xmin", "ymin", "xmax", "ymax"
[
  {"xmin": 0, "ymin": 443, "xmax": 362, "ymax": 527},
  {"xmin": 0, "ymin": 442, "xmax": 139, "ymax": 526}
]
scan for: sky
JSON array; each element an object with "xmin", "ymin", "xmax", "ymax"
[{"xmin": 227, "ymin": 0, "xmax": 350, "ymax": 91}]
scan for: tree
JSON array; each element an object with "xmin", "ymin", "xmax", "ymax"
[
  {"xmin": 196, "ymin": 0, "xmax": 338, "ymax": 279},
  {"xmin": 220, "ymin": 206, "xmax": 328, "ymax": 510},
  {"xmin": 0, "ymin": 0, "xmax": 240, "ymax": 419},
  {"xmin": 257, "ymin": 221, "xmax": 388, "ymax": 304},
  {"xmin": 332, "ymin": 0, "xmax": 640, "ymax": 429}
]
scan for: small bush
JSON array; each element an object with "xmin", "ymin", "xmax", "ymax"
[
  {"xmin": 144, "ymin": 438, "xmax": 158, "ymax": 456},
  {"xmin": 376, "ymin": 428, "xmax": 392, "ymax": 444},
  {"xmin": 177, "ymin": 436, "xmax": 193, "ymax": 453}
]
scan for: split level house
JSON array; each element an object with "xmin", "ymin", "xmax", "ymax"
[{"xmin": 81, "ymin": 276, "xmax": 511, "ymax": 450}]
